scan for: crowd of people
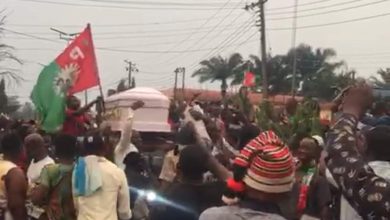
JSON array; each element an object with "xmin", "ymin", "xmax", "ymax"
[{"xmin": 0, "ymin": 82, "xmax": 389, "ymax": 220}]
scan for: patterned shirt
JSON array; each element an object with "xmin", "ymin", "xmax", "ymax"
[
  {"xmin": 326, "ymin": 114, "xmax": 390, "ymax": 220},
  {"xmin": 200, "ymin": 199, "xmax": 286, "ymax": 220}
]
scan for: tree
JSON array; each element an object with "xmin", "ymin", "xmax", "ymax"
[
  {"xmin": 283, "ymin": 44, "xmax": 345, "ymax": 98},
  {"xmin": 247, "ymin": 44, "xmax": 346, "ymax": 100},
  {"xmin": 107, "ymin": 89, "xmax": 116, "ymax": 97},
  {"xmin": 116, "ymin": 79, "xmax": 128, "ymax": 92},
  {"xmin": 245, "ymin": 54, "xmax": 291, "ymax": 95},
  {"xmin": 0, "ymin": 15, "xmax": 22, "ymax": 84},
  {"xmin": 13, "ymin": 102, "xmax": 35, "ymax": 120},
  {"xmin": 255, "ymin": 98, "xmax": 323, "ymax": 150},
  {"xmin": 192, "ymin": 53, "xmax": 245, "ymax": 99},
  {"xmin": 116, "ymin": 77, "xmax": 136, "ymax": 92},
  {"xmin": 0, "ymin": 78, "xmax": 20, "ymax": 114}
]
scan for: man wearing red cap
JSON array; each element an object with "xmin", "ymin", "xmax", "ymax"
[{"xmin": 200, "ymin": 131, "xmax": 295, "ymax": 220}]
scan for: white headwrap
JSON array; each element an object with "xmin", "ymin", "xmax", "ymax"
[{"xmin": 312, "ymin": 135, "xmax": 325, "ymax": 149}]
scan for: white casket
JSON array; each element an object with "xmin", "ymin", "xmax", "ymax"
[{"xmin": 104, "ymin": 87, "xmax": 171, "ymax": 132}]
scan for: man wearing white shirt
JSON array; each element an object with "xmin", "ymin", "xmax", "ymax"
[
  {"xmin": 24, "ymin": 134, "xmax": 54, "ymax": 184},
  {"xmin": 24, "ymin": 133, "xmax": 55, "ymax": 219},
  {"xmin": 113, "ymin": 101, "xmax": 144, "ymax": 170},
  {"xmin": 74, "ymin": 133, "xmax": 132, "ymax": 220}
]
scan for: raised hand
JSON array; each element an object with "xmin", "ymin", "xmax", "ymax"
[
  {"xmin": 342, "ymin": 82, "xmax": 373, "ymax": 118},
  {"xmin": 131, "ymin": 100, "xmax": 145, "ymax": 111}
]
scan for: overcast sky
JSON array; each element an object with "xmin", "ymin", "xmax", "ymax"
[{"xmin": 1, "ymin": 0, "xmax": 390, "ymax": 103}]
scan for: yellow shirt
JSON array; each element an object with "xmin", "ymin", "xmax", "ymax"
[
  {"xmin": 0, "ymin": 159, "xmax": 17, "ymax": 220},
  {"xmin": 74, "ymin": 157, "xmax": 131, "ymax": 220}
]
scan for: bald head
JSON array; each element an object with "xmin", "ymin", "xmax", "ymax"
[
  {"xmin": 25, "ymin": 133, "xmax": 47, "ymax": 160},
  {"xmin": 25, "ymin": 133, "xmax": 44, "ymax": 144}
]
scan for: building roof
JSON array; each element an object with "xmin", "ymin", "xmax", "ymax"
[{"xmin": 160, "ymin": 88, "xmax": 303, "ymax": 106}]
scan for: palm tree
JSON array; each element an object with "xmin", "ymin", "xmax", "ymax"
[
  {"xmin": 246, "ymin": 44, "xmax": 345, "ymax": 100},
  {"xmin": 287, "ymin": 44, "xmax": 344, "ymax": 82},
  {"xmin": 116, "ymin": 79, "xmax": 128, "ymax": 92},
  {"xmin": 371, "ymin": 68, "xmax": 390, "ymax": 89},
  {"xmin": 279, "ymin": 45, "xmax": 346, "ymax": 96},
  {"xmin": 192, "ymin": 53, "xmax": 245, "ymax": 99},
  {"xmin": 245, "ymin": 54, "xmax": 290, "ymax": 95}
]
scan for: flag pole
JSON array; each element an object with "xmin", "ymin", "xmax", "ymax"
[
  {"xmin": 86, "ymin": 23, "xmax": 105, "ymax": 111},
  {"xmin": 87, "ymin": 23, "xmax": 106, "ymax": 128},
  {"xmin": 98, "ymin": 81, "xmax": 105, "ymax": 112}
]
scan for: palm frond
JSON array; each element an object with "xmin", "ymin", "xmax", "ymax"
[
  {"xmin": 377, "ymin": 68, "xmax": 390, "ymax": 84},
  {"xmin": 227, "ymin": 53, "xmax": 243, "ymax": 69},
  {"xmin": 0, "ymin": 71, "xmax": 24, "ymax": 85}
]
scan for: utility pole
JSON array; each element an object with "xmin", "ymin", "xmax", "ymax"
[
  {"xmin": 246, "ymin": 0, "xmax": 268, "ymax": 99},
  {"xmin": 181, "ymin": 68, "xmax": 186, "ymax": 93},
  {"xmin": 174, "ymin": 67, "xmax": 185, "ymax": 100},
  {"xmin": 50, "ymin": 28, "xmax": 91, "ymax": 104},
  {"xmin": 124, "ymin": 60, "xmax": 138, "ymax": 89},
  {"xmin": 174, "ymin": 68, "xmax": 179, "ymax": 100},
  {"xmin": 291, "ymin": 0, "xmax": 299, "ymax": 97}
]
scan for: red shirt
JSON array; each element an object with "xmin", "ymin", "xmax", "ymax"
[{"xmin": 62, "ymin": 109, "xmax": 88, "ymax": 136}]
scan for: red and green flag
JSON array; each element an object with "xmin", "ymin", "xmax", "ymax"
[{"xmin": 31, "ymin": 24, "xmax": 100, "ymax": 132}]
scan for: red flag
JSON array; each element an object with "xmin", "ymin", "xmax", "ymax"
[
  {"xmin": 55, "ymin": 24, "xmax": 100, "ymax": 94},
  {"xmin": 243, "ymin": 71, "xmax": 255, "ymax": 87}
]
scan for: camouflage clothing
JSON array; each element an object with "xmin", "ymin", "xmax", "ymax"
[{"xmin": 326, "ymin": 114, "xmax": 390, "ymax": 220}]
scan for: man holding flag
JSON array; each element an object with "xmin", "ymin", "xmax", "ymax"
[
  {"xmin": 62, "ymin": 95, "xmax": 101, "ymax": 137},
  {"xmin": 31, "ymin": 24, "xmax": 101, "ymax": 133}
]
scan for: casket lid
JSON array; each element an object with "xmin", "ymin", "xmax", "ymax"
[{"xmin": 106, "ymin": 87, "xmax": 169, "ymax": 105}]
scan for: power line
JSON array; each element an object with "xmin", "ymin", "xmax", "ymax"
[
  {"xmin": 5, "ymin": 11, "xmax": 390, "ymax": 44},
  {"xmin": 22, "ymin": 0, "xmax": 242, "ymax": 11},
  {"xmin": 268, "ymin": 0, "xmax": 390, "ymax": 21},
  {"xmin": 54, "ymin": 0, "xmax": 355, "ymax": 16},
  {"xmin": 267, "ymin": 0, "xmax": 334, "ymax": 11},
  {"xmin": 9, "ymin": 0, "xmax": 386, "ymax": 39},
  {"xmin": 268, "ymin": 12, "xmax": 390, "ymax": 30},
  {"xmin": 90, "ymin": 0, "xmax": 335, "ymax": 10},
  {"xmin": 232, "ymin": 30, "xmax": 259, "ymax": 51},
  {"xmin": 5, "ymin": 28, "xmax": 253, "ymax": 40},
  {"xmin": 7, "ymin": 22, "xmax": 252, "ymax": 36},
  {"xmin": 267, "ymin": 0, "xmax": 367, "ymax": 16},
  {"xmin": 5, "ymin": 29, "xmax": 262, "ymax": 44},
  {"xmin": 146, "ymin": 0, "xmax": 237, "ymax": 63},
  {"xmin": 156, "ymin": 0, "xmax": 246, "ymax": 65},
  {"xmin": 187, "ymin": 20, "xmax": 257, "ymax": 69},
  {"xmin": 79, "ymin": 0, "xmax": 242, "ymax": 7},
  {"xmin": 1, "ymin": 28, "xmax": 62, "ymax": 44},
  {"xmin": 108, "ymin": 38, "xmax": 238, "ymax": 48},
  {"xmin": 9, "ymin": 0, "xmax": 368, "ymax": 29},
  {"xmin": 96, "ymin": 42, "xmax": 256, "ymax": 54},
  {"xmin": 187, "ymin": 26, "xmax": 257, "ymax": 71},
  {"xmin": 6, "ymin": 14, "xmax": 244, "ymax": 28},
  {"xmin": 6, "ymin": 0, "xmax": 384, "ymax": 44},
  {"xmin": 4, "ymin": 12, "xmax": 390, "ymax": 52},
  {"xmin": 14, "ymin": 48, "xmax": 59, "ymax": 51}
]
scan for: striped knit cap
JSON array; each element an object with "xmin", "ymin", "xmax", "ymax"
[{"xmin": 234, "ymin": 130, "xmax": 295, "ymax": 193}]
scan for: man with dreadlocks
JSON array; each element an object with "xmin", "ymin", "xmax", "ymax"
[{"xmin": 200, "ymin": 131, "xmax": 295, "ymax": 220}]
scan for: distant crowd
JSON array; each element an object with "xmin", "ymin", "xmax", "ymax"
[{"xmin": 0, "ymin": 82, "xmax": 389, "ymax": 220}]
